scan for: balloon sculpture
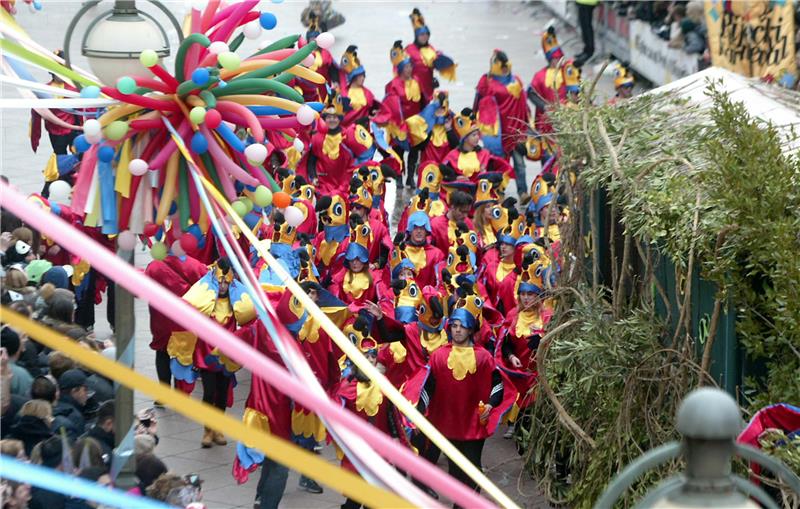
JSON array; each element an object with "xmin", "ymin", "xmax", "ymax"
[{"xmin": 58, "ymin": 0, "xmax": 333, "ymax": 260}]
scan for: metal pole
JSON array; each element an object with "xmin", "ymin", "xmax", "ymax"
[{"xmin": 113, "ymin": 247, "xmax": 136, "ymax": 489}]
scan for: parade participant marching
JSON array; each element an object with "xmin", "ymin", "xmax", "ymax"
[
  {"xmin": 167, "ymin": 257, "xmax": 256, "ymax": 447},
  {"xmin": 528, "ymin": 27, "xmax": 567, "ymax": 133},
  {"xmin": 338, "ymin": 46, "xmax": 377, "ymax": 127},
  {"xmin": 329, "ymin": 219, "xmax": 388, "ymax": 313},
  {"xmin": 429, "ymin": 190, "xmax": 477, "ymax": 257},
  {"xmin": 298, "ymin": 91, "xmax": 355, "ymax": 197},
  {"xmin": 386, "ymin": 41, "xmax": 425, "ymax": 187},
  {"xmin": 393, "ymin": 211, "xmax": 445, "ymax": 289},
  {"xmin": 144, "ymin": 248, "xmax": 208, "ymax": 399},
  {"xmin": 442, "ymin": 109, "xmax": 512, "ymax": 183},
  {"xmin": 474, "ymin": 50, "xmax": 531, "ymax": 202},
  {"xmin": 405, "ymin": 8, "xmax": 457, "ymax": 103},
  {"xmin": 348, "ymin": 178, "xmax": 392, "ymax": 268},
  {"xmin": 291, "ymin": 12, "xmax": 337, "ymax": 102},
  {"xmin": 609, "ymin": 62, "xmax": 635, "ymax": 104},
  {"xmin": 406, "ymin": 91, "xmax": 458, "ymax": 171},
  {"xmin": 405, "ymin": 289, "xmax": 516, "ymax": 500}
]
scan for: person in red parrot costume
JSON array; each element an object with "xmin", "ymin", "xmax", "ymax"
[
  {"xmin": 29, "ymin": 51, "xmax": 83, "ymax": 196},
  {"xmin": 329, "ymin": 217, "xmax": 389, "ymax": 313},
  {"xmin": 144, "ymin": 252, "xmax": 208, "ymax": 397},
  {"xmin": 297, "ymin": 91, "xmax": 355, "ymax": 197},
  {"xmin": 403, "ymin": 287, "xmax": 517, "ymax": 499},
  {"xmin": 608, "ymin": 61, "xmax": 635, "ymax": 105},
  {"xmin": 392, "ymin": 211, "xmax": 444, "ymax": 289},
  {"xmin": 166, "ymin": 257, "xmax": 256, "ymax": 448},
  {"xmin": 290, "ymin": 13, "xmax": 337, "ymax": 102},
  {"xmin": 479, "ymin": 203, "xmax": 526, "ymax": 314},
  {"xmin": 442, "ymin": 108, "xmax": 513, "ymax": 184},
  {"xmin": 429, "ymin": 190, "xmax": 478, "ymax": 257},
  {"xmin": 396, "ymin": 163, "xmax": 448, "ymax": 233},
  {"xmin": 474, "ymin": 49, "xmax": 531, "ymax": 202},
  {"xmin": 529, "ymin": 27, "xmax": 568, "ymax": 134},
  {"xmin": 313, "ymin": 193, "xmax": 350, "ymax": 279},
  {"xmin": 404, "ymin": 8, "xmax": 457, "ymax": 104},
  {"xmin": 496, "ymin": 255, "xmax": 551, "ymax": 413},
  {"xmin": 231, "ymin": 317, "xmax": 293, "ymax": 509},
  {"xmin": 338, "ymin": 45, "xmax": 377, "ymax": 127},
  {"xmin": 405, "ymin": 91, "xmax": 458, "ymax": 171},
  {"xmin": 347, "ymin": 177, "xmax": 392, "ymax": 269},
  {"xmin": 385, "ymin": 41, "xmax": 425, "ymax": 188}
]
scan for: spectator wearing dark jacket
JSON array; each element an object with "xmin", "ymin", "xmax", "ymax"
[
  {"xmin": 29, "ymin": 436, "xmax": 67, "ymax": 509},
  {"xmin": 52, "ymin": 369, "xmax": 89, "ymax": 441},
  {"xmin": 8, "ymin": 400, "xmax": 54, "ymax": 456},
  {"xmin": 83, "ymin": 401, "xmax": 114, "ymax": 459}
]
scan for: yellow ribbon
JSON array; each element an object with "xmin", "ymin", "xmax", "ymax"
[
  {"xmin": 166, "ymin": 128, "xmax": 518, "ymax": 509},
  {"xmin": 0, "ymin": 308, "xmax": 411, "ymax": 509}
]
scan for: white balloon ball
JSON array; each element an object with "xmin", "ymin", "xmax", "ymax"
[
  {"xmin": 128, "ymin": 158, "xmax": 149, "ymax": 176},
  {"xmin": 48, "ymin": 180, "xmax": 72, "ymax": 205},
  {"xmin": 86, "ymin": 133, "xmax": 103, "ymax": 145},
  {"xmin": 209, "ymin": 41, "xmax": 229, "ymax": 55},
  {"xmin": 258, "ymin": 40, "xmax": 272, "ymax": 50},
  {"xmin": 284, "ymin": 205, "xmax": 304, "ymax": 227},
  {"xmin": 244, "ymin": 143, "xmax": 268, "ymax": 164},
  {"xmin": 192, "ymin": 0, "xmax": 208, "ymax": 9},
  {"xmin": 301, "ymin": 53, "xmax": 315, "ymax": 67},
  {"xmin": 117, "ymin": 230, "xmax": 137, "ymax": 250},
  {"xmin": 83, "ymin": 119, "xmax": 101, "ymax": 137},
  {"xmin": 292, "ymin": 138, "xmax": 305, "ymax": 153},
  {"xmin": 315, "ymin": 32, "xmax": 335, "ymax": 50},
  {"xmin": 171, "ymin": 240, "xmax": 185, "ymax": 257},
  {"xmin": 296, "ymin": 105, "xmax": 316, "ymax": 126},
  {"xmin": 243, "ymin": 20, "xmax": 262, "ymax": 39}
]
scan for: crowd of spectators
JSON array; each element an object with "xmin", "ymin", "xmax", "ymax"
[{"xmin": 1, "ymin": 196, "xmax": 205, "ymax": 508}]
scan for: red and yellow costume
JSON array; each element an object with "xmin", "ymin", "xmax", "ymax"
[
  {"xmin": 404, "ymin": 8, "xmax": 457, "ymax": 103},
  {"xmin": 474, "ymin": 50, "xmax": 530, "ymax": 157},
  {"xmin": 338, "ymin": 45, "xmax": 377, "ymax": 127},
  {"xmin": 442, "ymin": 109, "xmax": 512, "ymax": 183},
  {"xmin": 385, "ymin": 41, "xmax": 424, "ymax": 119},
  {"xmin": 529, "ymin": 28, "xmax": 567, "ymax": 133}
]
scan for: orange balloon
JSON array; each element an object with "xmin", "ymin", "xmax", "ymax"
[{"xmin": 272, "ymin": 191, "xmax": 291, "ymax": 209}]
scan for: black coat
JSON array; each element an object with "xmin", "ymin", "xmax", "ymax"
[
  {"xmin": 52, "ymin": 394, "xmax": 86, "ymax": 442},
  {"xmin": 8, "ymin": 414, "xmax": 54, "ymax": 456}
]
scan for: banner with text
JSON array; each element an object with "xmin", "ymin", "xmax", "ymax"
[
  {"xmin": 705, "ymin": 0, "xmax": 797, "ymax": 81},
  {"xmin": 629, "ymin": 20, "xmax": 699, "ymax": 85}
]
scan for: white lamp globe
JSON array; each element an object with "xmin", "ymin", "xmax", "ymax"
[{"xmin": 82, "ymin": 11, "xmax": 169, "ymax": 85}]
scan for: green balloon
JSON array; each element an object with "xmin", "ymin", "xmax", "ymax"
[
  {"xmin": 218, "ymin": 51, "xmax": 241, "ymax": 71},
  {"xmin": 189, "ymin": 106, "xmax": 206, "ymax": 125},
  {"xmin": 240, "ymin": 197, "xmax": 253, "ymax": 212},
  {"xmin": 116, "ymin": 76, "xmax": 137, "ymax": 95},
  {"xmin": 232, "ymin": 200, "xmax": 248, "ymax": 217},
  {"xmin": 151, "ymin": 241, "xmax": 168, "ymax": 260},
  {"xmin": 253, "ymin": 185, "xmax": 272, "ymax": 207},
  {"xmin": 105, "ymin": 120, "xmax": 129, "ymax": 141},
  {"xmin": 139, "ymin": 49, "xmax": 159, "ymax": 68}
]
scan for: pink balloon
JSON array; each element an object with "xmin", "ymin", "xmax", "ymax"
[
  {"xmin": 129, "ymin": 158, "xmax": 149, "ymax": 176},
  {"xmin": 117, "ymin": 230, "xmax": 137, "ymax": 250},
  {"xmin": 315, "ymin": 32, "xmax": 335, "ymax": 49},
  {"xmin": 302, "ymin": 53, "xmax": 315, "ymax": 67}
]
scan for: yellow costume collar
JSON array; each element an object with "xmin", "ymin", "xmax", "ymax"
[{"xmin": 447, "ymin": 345, "xmax": 477, "ymax": 381}]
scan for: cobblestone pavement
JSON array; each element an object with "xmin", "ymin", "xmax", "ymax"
[{"xmin": 1, "ymin": 2, "xmax": 621, "ymax": 507}]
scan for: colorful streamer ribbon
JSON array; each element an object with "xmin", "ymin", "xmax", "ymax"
[
  {"xmin": 0, "ymin": 308, "xmax": 412, "ymax": 509},
  {"xmin": 0, "ymin": 182, "xmax": 495, "ymax": 509},
  {"xmin": 0, "ymin": 457, "xmax": 171, "ymax": 509}
]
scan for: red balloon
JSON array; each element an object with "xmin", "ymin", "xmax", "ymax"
[
  {"xmin": 179, "ymin": 232, "xmax": 198, "ymax": 254},
  {"xmin": 143, "ymin": 223, "xmax": 159, "ymax": 237},
  {"xmin": 272, "ymin": 191, "xmax": 291, "ymax": 209},
  {"xmin": 205, "ymin": 109, "xmax": 222, "ymax": 129}
]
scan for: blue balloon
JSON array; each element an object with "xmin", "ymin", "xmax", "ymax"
[
  {"xmin": 307, "ymin": 101, "xmax": 324, "ymax": 112},
  {"xmin": 80, "ymin": 86, "xmax": 100, "ymax": 99},
  {"xmin": 271, "ymin": 0, "xmax": 284, "ymax": 3},
  {"xmin": 191, "ymin": 132, "xmax": 208, "ymax": 154},
  {"xmin": 33, "ymin": 0, "xmax": 42, "ymax": 10},
  {"xmin": 191, "ymin": 68, "xmax": 210, "ymax": 86},
  {"xmin": 97, "ymin": 145, "xmax": 116, "ymax": 163},
  {"xmin": 73, "ymin": 135, "xmax": 91, "ymax": 153},
  {"xmin": 259, "ymin": 12, "xmax": 277, "ymax": 29}
]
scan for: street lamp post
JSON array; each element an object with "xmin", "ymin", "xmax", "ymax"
[
  {"xmin": 62, "ymin": 0, "xmax": 183, "ymax": 489},
  {"xmin": 595, "ymin": 388, "xmax": 800, "ymax": 508}
]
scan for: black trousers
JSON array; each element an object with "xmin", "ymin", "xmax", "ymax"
[
  {"xmin": 201, "ymin": 370, "xmax": 230, "ymax": 410},
  {"xmin": 49, "ymin": 130, "xmax": 79, "ymax": 155},
  {"xmin": 420, "ymin": 436, "xmax": 486, "ymax": 507},
  {"xmin": 577, "ymin": 3, "xmax": 596, "ymax": 57}
]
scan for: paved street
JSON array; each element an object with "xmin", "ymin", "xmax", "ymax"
[{"xmin": 0, "ymin": 1, "xmax": 620, "ymax": 507}]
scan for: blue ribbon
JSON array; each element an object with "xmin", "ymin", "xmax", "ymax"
[
  {"xmin": 98, "ymin": 160, "xmax": 118, "ymax": 234},
  {"xmin": 0, "ymin": 458, "xmax": 171, "ymax": 509}
]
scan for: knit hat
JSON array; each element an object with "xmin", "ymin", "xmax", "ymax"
[{"xmin": 41, "ymin": 266, "xmax": 69, "ymax": 289}]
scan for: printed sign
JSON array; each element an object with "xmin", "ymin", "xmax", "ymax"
[
  {"xmin": 705, "ymin": 0, "xmax": 797, "ymax": 80},
  {"xmin": 629, "ymin": 21, "xmax": 699, "ymax": 84}
]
